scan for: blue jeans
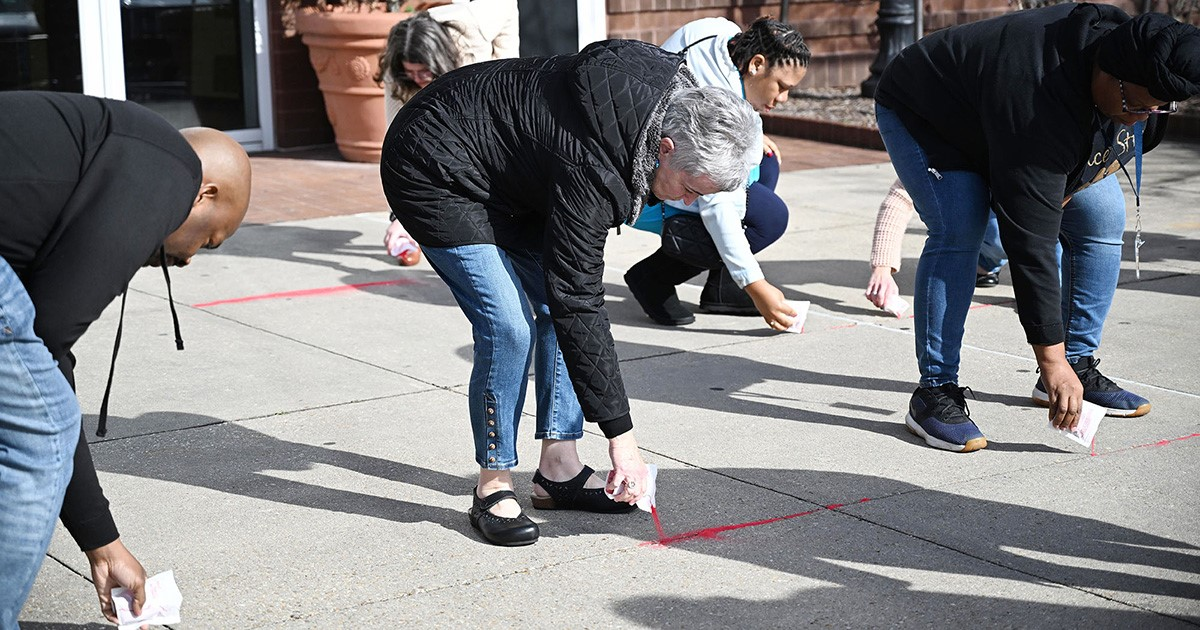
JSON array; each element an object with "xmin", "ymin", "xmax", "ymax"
[
  {"xmin": 978, "ymin": 212, "xmax": 1007, "ymax": 274},
  {"xmin": 422, "ymin": 244, "xmax": 584, "ymax": 470},
  {"xmin": 745, "ymin": 152, "xmax": 789, "ymax": 253},
  {"xmin": 631, "ymin": 152, "xmax": 788, "ymax": 254},
  {"xmin": 1061, "ymin": 175, "xmax": 1125, "ymax": 360},
  {"xmin": 0, "ymin": 256, "xmax": 80, "ymax": 628},
  {"xmin": 876, "ymin": 104, "xmax": 1125, "ymax": 385}
]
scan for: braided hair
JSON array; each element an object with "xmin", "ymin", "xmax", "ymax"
[{"xmin": 727, "ymin": 17, "xmax": 811, "ymax": 74}]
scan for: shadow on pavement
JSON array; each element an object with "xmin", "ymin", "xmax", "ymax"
[
  {"xmin": 202, "ymin": 223, "xmax": 458, "ymax": 308},
  {"xmin": 92, "ymin": 413, "xmax": 473, "ymax": 538},
  {"xmin": 86, "ymin": 408, "xmax": 1196, "ymax": 625},
  {"xmin": 614, "ymin": 340, "xmax": 1066, "ymax": 454},
  {"xmin": 600, "ymin": 468, "xmax": 1199, "ymax": 628}
]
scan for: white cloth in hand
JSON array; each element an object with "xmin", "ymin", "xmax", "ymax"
[
  {"xmin": 113, "ymin": 570, "xmax": 182, "ymax": 630},
  {"xmin": 1050, "ymin": 400, "xmax": 1105, "ymax": 447},
  {"xmin": 781, "ymin": 300, "xmax": 810, "ymax": 333},
  {"xmin": 605, "ymin": 463, "xmax": 658, "ymax": 512},
  {"xmin": 883, "ymin": 295, "xmax": 910, "ymax": 317}
]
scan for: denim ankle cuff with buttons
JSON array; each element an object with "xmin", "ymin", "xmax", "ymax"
[{"xmin": 423, "ymin": 244, "xmax": 586, "ymax": 470}]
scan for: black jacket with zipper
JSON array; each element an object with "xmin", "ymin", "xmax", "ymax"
[
  {"xmin": 0, "ymin": 91, "xmax": 200, "ymax": 550},
  {"xmin": 876, "ymin": 3, "xmax": 1148, "ymax": 347},
  {"xmin": 382, "ymin": 39, "xmax": 694, "ymax": 437}
]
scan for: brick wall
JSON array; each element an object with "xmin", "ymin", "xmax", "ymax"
[
  {"xmin": 608, "ymin": 0, "xmax": 1005, "ymax": 88},
  {"xmin": 606, "ymin": 0, "xmax": 1155, "ymax": 89},
  {"xmin": 267, "ymin": 2, "xmax": 334, "ymax": 149},
  {"xmin": 268, "ymin": 0, "xmax": 1187, "ymax": 150}
]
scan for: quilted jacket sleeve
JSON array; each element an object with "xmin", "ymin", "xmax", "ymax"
[{"xmin": 543, "ymin": 162, "xmax": 633, "ymax": 438}]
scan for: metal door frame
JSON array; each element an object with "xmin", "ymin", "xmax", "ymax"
[{"xmin": 76, "ymin": 0, "xmax": 274, "ymax": 151}]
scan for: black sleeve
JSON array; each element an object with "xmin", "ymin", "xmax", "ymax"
[
  {"xmin": 543, "ymin": 163, "xmax": 633, "ymax": 438},
  {"xmin": 989, "ymin": 154, "xmax": 1071, "ymax": 346},
  {"xmin": 45, "ymin": 350, "xmax": 121, "ymax": 551},
  {"xmin": 20, "ymin": 124, "xmax": 199, "ymax": 551},
  {"xmin": 63, "ymin": 423, "xmax": 120, "ymax": 551}
]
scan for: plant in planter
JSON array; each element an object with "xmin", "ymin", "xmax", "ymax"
[{"xmin": 280, "ymin": 0, "xmax": 439, "ymax": 162}]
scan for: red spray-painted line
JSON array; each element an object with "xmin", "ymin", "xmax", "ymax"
[
  {"xmin": 1132, "ymin": 432, "xmax": 1200, "ymax": 449},
  {"xmin": 643, "ymin": 498, "xmax": 871, "ymax": 548},
  {"xmin": 1086, "ymin": 432, "xmax": 1199, "ymax": 457},
  {"xmin": 1084, "ymin": 429, "xmax": 1195, "ymax": 453},
  {"xmin": 899, "ymin": 301, "xmax": 1010, "ymax": 320},
  {"xmin": 643, "ymin": 432, "xmax": 1195, "ymax": 544},
  {"xmin": 651, "ymin": 505, "xmax": 667, "ymax": 540},
  {"xmin": 191, "ymin": 279, "xmax": 419, "ymax": 308}
]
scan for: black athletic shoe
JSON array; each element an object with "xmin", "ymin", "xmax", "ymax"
[
  {"xmin": 975, "ymin": 272, "xmax": 1000, "ymax": 288},
  {"xmin": 1031, "ymin": 356, "xmax": 1151, "ymax": 417},
  {"xmin": 905, "ymin": 384, "xmax": 987, "ymax": 453}
]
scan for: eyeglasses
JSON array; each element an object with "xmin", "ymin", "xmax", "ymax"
[
  {"xmin": 1119, "ymin": 80, "xmax": 1178, "ymax": 115},
  {"xmin": 404, "ymin": 67, "xmax": 437, "ymax": 84}
]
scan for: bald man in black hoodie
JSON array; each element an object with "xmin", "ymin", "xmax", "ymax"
[{"xmin": 0, "ymin": 91, "xmax": 251, "ymax": 627}]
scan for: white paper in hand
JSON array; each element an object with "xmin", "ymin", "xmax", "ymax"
[
  {"xmin": 883, "ymin": 295, "xmax": 910, "ymax": 318},
  {"xmin": 605, "ymin": 463, "xmax": 658, "ymax": 512},
  {"xmin": 388, "ymin": 240, "xmax": 418, "ymax": 257},
  {"xmin": 1049, "ymin": 400, "xmax": 1105, "ymax": 447},
  {"xmin": 781, "ymin": 300, "xmax": 810, "ymax": 333},
  {"xmin": 112, "ymin": 570, "xmax": 182, "ymax": 630}
]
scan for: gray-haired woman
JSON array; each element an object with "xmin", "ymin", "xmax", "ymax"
[{"xmin": 382, "ymin": 39, "xmax": 759, "ymax": 546}]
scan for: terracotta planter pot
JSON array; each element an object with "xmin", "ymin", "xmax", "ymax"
[{"xmin": 295, "ymin": 11, "xmax": 408, "ymax": 163}]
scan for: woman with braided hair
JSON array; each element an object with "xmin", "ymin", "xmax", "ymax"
[{"xmin": 624, "ymin": 17, "xmax": 810, "ymax": 328}]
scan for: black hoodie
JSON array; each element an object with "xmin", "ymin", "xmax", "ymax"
[
  {"xmin": 876, "ymin": 3, "xmax": 1149, "ymax": 346},
  {"xmin": 0, "ymin": 91, "xmax": 201, "ymax": 550}
]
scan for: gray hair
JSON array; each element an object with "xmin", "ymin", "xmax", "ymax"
[{"xmin": 660, "ymin": 86, "xmax": 761, "ymax": 191}]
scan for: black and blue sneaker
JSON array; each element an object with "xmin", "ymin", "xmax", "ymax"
[
  {"xmin": 905, "ymin": 384, "xmax": 988, "ymax": 453},
  {"xmin": 1032, "ymin": 356, "xmax": 1151, "ymax": 417}
]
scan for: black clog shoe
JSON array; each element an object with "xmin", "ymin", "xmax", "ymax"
[
  {"xmin": 530, "ymin": 465, "xmax": 638, "ymax": 514},
  {"xmin": 468, "ymin": 488, "xmax": 539, "ymax": 547}
]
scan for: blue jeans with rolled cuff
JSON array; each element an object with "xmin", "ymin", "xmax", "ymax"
[
  {"xmin": 876, "ymin": 104, "xmax": 1125, "ymax": 386},
  {"xmin": 422, "ymin": 244, "xmax": 584, "ymax": 470},
  {"xmin": 0, "ymin": 255, "xmax": 81, "ymax": 628}
]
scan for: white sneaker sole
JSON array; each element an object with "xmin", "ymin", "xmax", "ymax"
[
  {"xmin": 1030, "ymin": 389, "xmax": 1151, "ymax": 418},
  {"xmin": 905, "ymin": 413, "xmax": 988, "ymax": 453}
]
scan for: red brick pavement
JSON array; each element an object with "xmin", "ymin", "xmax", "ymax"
[{"xmin": 245, "ymin": 137, "xmax": 888, "ymax": 225}]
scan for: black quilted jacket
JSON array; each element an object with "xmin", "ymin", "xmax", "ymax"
[{"xmin": 381, "ymin": 39, "xmax": 693, "ymax": 436}]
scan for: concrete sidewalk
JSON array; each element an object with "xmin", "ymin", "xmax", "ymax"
[{"xmin": 20, "ymin": 138, "xmax": 1200, "ymax": 629}]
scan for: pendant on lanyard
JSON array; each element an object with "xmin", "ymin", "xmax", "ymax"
[{"xmin": 1119, "ymin": 121, "xmax": 1145, "ymax": 279}]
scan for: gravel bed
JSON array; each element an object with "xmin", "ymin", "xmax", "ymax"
[{"xmin": 775, "ymin": 86, "xmax": 877, "ymax": 129}]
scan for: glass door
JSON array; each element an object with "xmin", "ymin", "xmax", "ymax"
[
  {"xmin": 0, "ymin": 0, "xmax": 273, "ymax": 150},
  {"xmin": 0, "ymin": 0, "xmax": 83, "ymax": 92},
  {"xmin": 120, "ymin": 0, "xmax": 258, "ymax": 130}
]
